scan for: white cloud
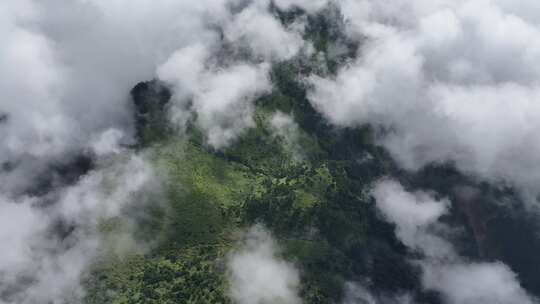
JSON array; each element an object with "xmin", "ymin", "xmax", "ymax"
[
  {"xmin": 156, "ymin": 44, "xmax": 211, "ymax": 101},
  {"xmin": 342, "ymin": 282, "xmax": 377, "ymax": 304},
  {"xmin": 227, "ymin": 225, "xmax": 301, "ymax": 304},
  {"xmin": 224, "ymin": 1, "xmax": 307, "ymax": 61},
  {"xmin": 0, "ymin": 154, "xmax": 158, "ymax": 304},
  {"xmin": 343, "ymin": 281, "xmax": 414, "ymax": 304},
  {"xmin": 0, "ymin": 195, "xmax": 45, "ymax": 274},
  {"xmin": 273, "ymin": 0, "xmax": 329, "ymax": 14},
  {"xmin": 269, "ymin": 111, "xmax": 304, "ymax": 161},
  {"xmin": 373, "ymin": 180, "xmax": 454, "ymax": 259},
  {"xmin": 89, "ymin": 128, "xmax": 125, "ymax": 156},
  {"xmin": 308, "ymin": 0, "xmax": 540, "ymax": 202},
  {"xmin": 0, "ymin": 0, "xmax": 232, "ymax": 195},
  {"xmin": 372, "ymin": 180, "xmax": 538, "ymax": 304},
  {"xmin": 0, "ymin": 1, "xmax": 69, "ymax": 161},
  {"xmin": 422, "ymin": 262, "xmax": 536, "ymax": 304},
  {"xmin": 9, "ymin": 0, "xmax": 540, "ymax": 303},
  {"xmin": 158, "ymin": 44, "xmax": 272, "ymax": 148},
  {"xmin": 195, "ymin": 63, "xmax": 272, "ymax": 148},
  {"xmin": 1, "ymin": 1, "xmax": 307, "ymax": 302}
]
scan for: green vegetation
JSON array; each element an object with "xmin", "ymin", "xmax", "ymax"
[
  {"xmin": 86, "ymin": 26, "xmax": 426, "ymax": 302},
  {"xmin": 85, "ymin": 246, "xmax": 231, "ymax": 304}
]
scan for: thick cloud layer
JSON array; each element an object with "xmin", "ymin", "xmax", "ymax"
[
  {"xmin": 0, "ymin": 0, "xmax": 234, "ymax": 195},
  {"xmin": 308, "ymin": 0, "xmax": 540, "ymax": 201},
  {"xmin": 227, "ymin": 225, "xmax": 301, "ymax": 304},
  {"xmin": 157, "ymin": 44, "xmax": 272, "ymax": 148},
  {"xmin": 373, "ymin": 180, "xmax": 537, "ymax": 304}
]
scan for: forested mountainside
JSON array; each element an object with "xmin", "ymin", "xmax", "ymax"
[
  {"xmin": 84, "ymin": 56, "xmax": 540, "ymax": 303},
  {"xmin": 85, "ymin": 62, "xmax": 424, "ymax": 303}
]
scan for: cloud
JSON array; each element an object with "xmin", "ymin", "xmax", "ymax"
[
  {"xmin": 0, "ymin": 0, "xmax": 313, "ymax": 180},
  {"xmin": 224, "ymin": 0, "xmax": 308, "ymax": 61},
  {"xmin": 195, "ymin": 63, "xmax": 272, "ymax": 148},
  {"xmin": 0, "ymin": 1, "xmax": 68, "ymax": 162},
  {"xmin": 0, "ymin": 0, "xmax": 235, "ymax": 194},
  {"xmin": 343, "ymin": 281, "xmax": 414, "ymax": 304},
  {"xmin": 268, "ymin": 111, "xmax": 304, "ymax": 161},
  {"xmin": 227, "ymin": 225, "xmax": 301, "ymax": 304},
  {"xmin": 342, "ymin": 282, "xmax": 377, "ymax": 304},
  {"xmin": 273, "ymin": 0, "xmax": 329, "ymax": 14},
  {"xmin": 158, "ymin": 44, "xmax": 272, "ymax": 148},
  {"xmin": 372, "ymin": 180, "xmax": 538, "ymax": 304},
  {"xmin": 89, "ymin": 128, "xmax": 125, "ymax": 156},
  {"xmin": 308, "ymin": 0, "xmax": 540, "ymax": 201},
  {"xmin": 1, "ymin": 1, "xmax": 306, "ymax": 302},
  {"xmin": 0, "ymin": 154, "xmax": 158, "ymax": 304},
  {"xmin": 373, "ymin": 180, "xmax": 454, "ymax": 259},
  {"xmin": 7, "ymin": 1, "xmax": 540, "ymax": 303},
  {"xmin": 156, "ymin": 0, "xmax": 319, "ymax": 148},
  {"xmin": 422, "ymin": 262, "xmax": 536, "ymax": 304},
  {"xmin": 0, "ymin": 196, "xmax": 45, "ymax": 276}
]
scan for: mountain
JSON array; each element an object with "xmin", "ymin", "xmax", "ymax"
[
  {"xmin": 84, "ymin": 56, "xmax": 540, "ymax": 303},
  {"xmin": 3, "ymin": 2, "xmax": 540, "ymax": 304}
]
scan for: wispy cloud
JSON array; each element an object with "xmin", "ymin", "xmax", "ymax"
[
  {"xmin": 372, "ymin": 180, "xmax": 537, "ymax": 304},
  {"xmin": 227, "ymin": 225, "xmax": 301, "ymax": 304}
]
